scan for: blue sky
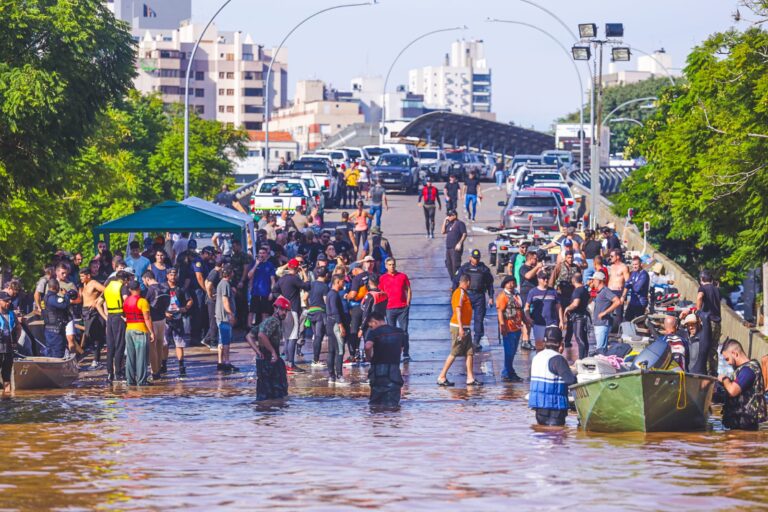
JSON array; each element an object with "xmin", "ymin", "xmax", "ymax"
[{"xmin": 195, "ymin": 0, "xmax": 739, "ymax": 130}]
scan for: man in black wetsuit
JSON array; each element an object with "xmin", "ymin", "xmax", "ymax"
[{"xmin": 364, "ymin": 312, "xmax": 405, "ymax": 407}]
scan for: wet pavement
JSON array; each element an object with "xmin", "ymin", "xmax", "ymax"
[{"xmin": 1, "ymin": 184, "xmax": 767, "ymax": 510}]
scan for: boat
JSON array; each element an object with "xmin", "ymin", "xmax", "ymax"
[
  {"xmin": 13, "ymin": 355, "xmax": 79, "ymax": 390},
  {"xmin": 571, "ymin": 370, "xmax": 717, "ymax": 433}
]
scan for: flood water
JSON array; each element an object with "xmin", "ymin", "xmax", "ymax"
[{"xmin": 2, "ymin": 193, "xmax": 767, "ymax": 511}]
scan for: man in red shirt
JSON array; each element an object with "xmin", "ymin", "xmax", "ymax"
[{"xmin": 379, "ymin": 257, "xmax": 412, "ymax": 362}]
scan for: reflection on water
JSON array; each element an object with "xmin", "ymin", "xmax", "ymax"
[{"xmin": 0, "ymin": 386, "xmax": 766, "ymax": 510}]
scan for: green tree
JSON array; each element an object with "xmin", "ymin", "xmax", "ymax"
[
  {"xmin": 613, "ymin": 27, "xmax": 768, "ymax": 284},
  {"xmin": 558, "ymin": 76, "xmax": 672, "ymax": 154},
  {"xmin": 0, "ymin": 0, "xmax": 136, "ymax": 283}
]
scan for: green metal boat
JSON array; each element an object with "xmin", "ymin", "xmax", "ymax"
[{"xmin": 571, "ymin": 370, "xmax": 717, "ymax": 433}]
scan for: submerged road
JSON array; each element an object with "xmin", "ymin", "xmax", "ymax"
[{"xmin": 0, "ymin": 185, "xmax": 767, "ymax": 510}]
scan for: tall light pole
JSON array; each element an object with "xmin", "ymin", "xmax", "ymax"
[
  {"xmin": 603, "ymin": 96, "xmax": 657, "ymax": 124},
  {"xmin": 379, "ymin": 26, "xmax": 466, "ymax": 145},
  {"xmin": 609, "ymin": 117, "xmax": 644, "ymax": 128},
  {"xmin": 183, "ymin": 0, "xmax": 233, "ymax": 199},
  {"xmin": 572, "ymin": 23, "xmax": 630, "ymax": 228},
  {"xmin": 264, "ymin": 1, "xmax": 374, "ymax": 174},
  {"xmin": 486, "ymin": 18, "xmax": 585, "ymax": 181}
]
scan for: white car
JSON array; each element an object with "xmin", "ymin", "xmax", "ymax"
[
  {"xmin": 315, "ymin": 149, "xmax": 351, "ymax": 169},
  {"xmin": 249, "ymin": 177, "xmax": 315, "ymax": 219},
  {"xmin": 417, "ymin": 148, "xmax": 450, "ymax": 181},
  {"xmin": 341, "ymin": 146, "xmax": 372, "ymax": 163}
]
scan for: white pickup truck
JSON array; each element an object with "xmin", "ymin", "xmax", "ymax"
[{"xmin": 249, "ymin": 177, "xmax": 315, "ymax": 219}]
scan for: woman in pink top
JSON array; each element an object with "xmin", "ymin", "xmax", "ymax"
[{"xmin": 350, "ymin": 200, "xmax": 372, "ymax": 258}]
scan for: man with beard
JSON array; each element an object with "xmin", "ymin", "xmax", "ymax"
[{"xmin": 246, "ymin": 296, "xmax": 289, "ymax": 400}]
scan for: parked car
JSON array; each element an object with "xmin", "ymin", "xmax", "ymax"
[
  {"xmin": 533, "ymin": 181, "xmax": 580, "ymax": 224},
  {"xmin": 341, "ymin": 146, "xmax": 372, "ymax": 163},
  {"xmin": 512, "ymin": 165, "xmax": 565, "ymax": 192},
  {"xmin": 445, "ymin": 150, "xmax": 483, "ymax": 180},
  {"xmin": 249, "ymin": 177, "xmax": 315, "ymax": 220},
  {"xmin": 472, "ymin": 152, "xmax": 495, "ymax": 180},
  {"xmin": 499, "ymin": 190, "xmax": 562, "ymax": 231},
  {"xmin": 418, "ymin": 148, "xmax": 450, "ymax": 181},
  {"xmin": 371, "ymin": 153, "xmax": 419, "ymax": 193},
  {"xmin": 523, "ymin": 187, "xmax": 570, "ymax": 225}
]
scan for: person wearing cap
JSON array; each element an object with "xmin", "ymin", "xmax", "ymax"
[
  {"xmin": 496, "ymin": 275, "xmax": 523, "ymax": 382},
  {"xmin": 590, "ymin": 270, "xmax": 622, "ymax": 353},
  {"xmin": 100, "ymin": 270, "xmax": 130, "ymax": 382},
  {"xmin": 512, "ymin": 241, "xmax": 530, "ymax": 287},
  {"xmin": 621, "ymin": 255, "xmax": 649, "ymax": 322},
  {"xmin": 417, "ymin": 176, "xmax": 442, "ymax": 239},
  {"xmin": 246, "ymin": 296, "xmax": 289, "ymax": 400},
  {"xmin": 367, "ymin": 178, "xmax": 389, "ymax": 229},
  {"xmin": 272, "ymin": 258, "xmax": 311, "ymax": 372},
  {"xmin": 438, "ymin": 273, "xmax": 481, "ymax": 387},
  {"xmin": 523, "ymin": 269, "xmax": 563, "ymax": 351},
  {"xmin": 681, "ymin": 313, "xmax": 703, "ymax": 369},
  {"xmin": 123, "ymin": 280, "xmax": 154, "ymax": 386},
  {"xmin": 455, "ymin": 249, "xmax": 494, "ymax": 351},
  {"xmin": 443, "ymin": 173, "xmax": 460, "ymax": 213},
  {"xmin": 0, "ymin": 291, "xmax": 21, "ymax": 392},
  {"xmin": 361, "ymin": 225, "xmax": 392, "ymax": 274},
  {"xmin": 215, "ymin": 265, "xmax": 239, "ymax": 374},
  {"xmin": 442, "ymin": 209, "xmax": 467, "ymax": 281},
  {"xmin": 528, "ymin": 326, "xmax": 576, "ymax": 426}
]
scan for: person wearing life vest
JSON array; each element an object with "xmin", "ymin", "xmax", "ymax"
[
  {"xmin": 123, "ymin": 280, "xmax": 154, "ymax": 386},
  {"xmin": 42, "ymin": 279, "xmax": 71, "ymax": 358},
  {"xmin": 417, "ymin": 176, "xmax": 442, "ymax": 239},
  {"xmin": 719, "ymin": 339, "xmax": 768, "ymax": 430},
  {"xmin": 100, "ymin": 270, "xmax": 130, "ymax": 383},
  {"xmin": 528, "ymin": 326, "xmax": 576, "ymax": 427},
  {"xmin": 358, "ymin": 273, "xmax": 389, "ymax": 355},
  {"xmin": 0, "ymin": 291, "xmax": 21, "ymax": 393},
  {"xmin": 345, "ymin": 256, "xmax": 376, "ymax": 365}
]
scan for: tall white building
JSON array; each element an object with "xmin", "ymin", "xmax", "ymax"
[
  {"xmin": 602, "ymin": 49, "xmax": 678, "ymax": 88},
  {"xmin": 104, "ymin": 0, "xmax": 191, "ymax": 36},
  {"xmin": 133, "ymin": 23, "xmax": 288, "ymax": 130},
  {"xmin": 408, "ymin": 39, "xmax": 492, "ymax": 118}
]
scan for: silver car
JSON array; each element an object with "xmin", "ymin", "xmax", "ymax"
[{"xmin": 499, "ymin": 191, "xmax": 563, "ymax": 231}]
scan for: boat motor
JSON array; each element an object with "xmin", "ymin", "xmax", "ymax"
[{"xmin": 631, "ymin": 339, "xmax": 672, "ymax": 370}]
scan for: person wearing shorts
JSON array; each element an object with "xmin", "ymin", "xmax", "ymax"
[
  {"xmin": 165, "ymin": 268, "xmax": 192, "ymax": 377},
  {"xmin": 524, "ymin": 271, "xmax": 563, "ymax": 351},
  {"xmin": 437, "ymin": 274, "xmax": 482, "ymax": 386}
]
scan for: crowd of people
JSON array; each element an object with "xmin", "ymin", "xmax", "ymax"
[{"xmin": 0, "ymin": 173, "xmax": 765, "ymax": 427}]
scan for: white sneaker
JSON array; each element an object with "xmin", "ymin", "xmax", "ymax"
[
  {"xmin": 311, "ymin": 361, "xmax": 325, "ymax": 368},
  {"xmin": 335, "ymin": 377, "xmax": 349, "ymax": 386}
]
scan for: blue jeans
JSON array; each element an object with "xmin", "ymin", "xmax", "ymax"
[
  {"xmin": 495, "ymin": 170, "xmax": 505, "ymax": 187},
  {"xmin": 593, "ymin": 325, "xmax": 610, "ymax": 352},
  {"xmin": 465, "ymin": 194, "xmax": 478, "ymax": 219},
  {"xmin": 369, "ymin": 205, "xmax": 383, "ymax": 228},
  {"xmin": 501, "ymin": 330, "xmax": 521, "ymax": 378},
  {"xmin": 218, "ymin": 321, "xmax": 232, "ymax": 346}
]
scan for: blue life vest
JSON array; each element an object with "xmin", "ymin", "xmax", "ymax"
[{"xmin": 528, "ymin": 349, "xmax": 569, "ymax": 410}]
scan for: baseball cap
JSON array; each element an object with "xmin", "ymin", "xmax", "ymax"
[
  {"xmin": 591, "ymin": 271, "xmax": 606, "ymax": 281},
  {"xmin": 370, "ymin": 226, "xmax": 382, "ymax": 235},
  {"xmin": 361, "ymin": 255, "xmax": 376, "ymax": 263},
  {"xmin": 123, "ymin": 267, "xmax": 136, "ymax": 276},
  {"xmin": 316, "ymin": 253, "xmax": 328, "ymax": 262},
  {"xmin": 545, "ymin": 326, "xmax": 563, "ymax": 343},
  {"xmin": 273, "ymin": 296, "xmax": 291, "ymax": 310},
  {"xmin": 563, "ymin": 239, "xmax": 574, "ymax": 247},
  {"xmin": 447, "ymin": 209, "xmax": 457, "ymax": 216},
  {"xmin": 0, "ymin": 291, "xmax": 12, "ymax": 302},
  {"xmin": 682, "ymin": 314, "xmax": 698, "ymax": 326},
  {"xmin": 470, "ymin": 249, "xmax": 481, "ymax": 259},
  {"xmin": 287, "ymin": 258, "xmax": 300, "ymax": 269}
]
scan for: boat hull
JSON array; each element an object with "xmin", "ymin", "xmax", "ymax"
[
  {"xmin": 12, "ymin": 355, "xmax": 79, "ymax": 390},
  {"xmin": 571, "ymin": 370, "xmax": 716, "ymax": 433}
]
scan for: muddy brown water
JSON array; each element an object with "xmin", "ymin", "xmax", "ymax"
[{"xmin": 1, "ymin": 191, "xmax": 766, "ymax": 511}]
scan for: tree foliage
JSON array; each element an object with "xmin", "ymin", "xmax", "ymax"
[
  {"xmin": 612, "ymin": 27, "xmax": 768, "ymax": 284},
  {"xmin": 558, "ymin": 77, "xmax": 672, "ymax": 154}
]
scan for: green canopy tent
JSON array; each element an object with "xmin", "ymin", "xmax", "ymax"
[{"xmin": 92, "ymin": 200, "xmax": 244, "ymax": 253}]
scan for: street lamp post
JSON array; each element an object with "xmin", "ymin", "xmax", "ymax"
[
  {"xmin": 264, "ymin": 1, "xmax": 374, "ymax": 174},
  {"xmin": 183, "ymin": 0, "xmax": 233, "ymax": 199},
  {"xmin": 603, "ymin": 96, "xmax": 657, "ymax": 124},
  {"xmin": 379, "ymin": 26, "xmax": 466, "ymax": 145},
  {"xmin": 609, "ymin": 117, "xmax": 644, "ymax": 127},
  {"xmin": 486, "ymin": 18, "xmax": 585, "ymax": 182},
  {"xmin": 572, "ymin": 23, "xmax": 631, "ymax": 228}
]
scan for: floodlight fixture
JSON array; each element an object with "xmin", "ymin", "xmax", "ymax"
[
  {"xmin": 605, "ymin": 23, "xmax": 624, "ymax": 38},
  {"xmin": 572, "ymin": 45, "xmax": 591, "ymax": 61},
  {"xmin": 611, "ymin": 46, "xmax": 631, "ymax": 62},
  {"xmin": 578, "ymin": 23, "xmax": 597, "ymax": 39}
]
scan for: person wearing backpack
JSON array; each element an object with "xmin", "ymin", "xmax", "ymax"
[{"xmin": 142, "ymin": 270, "xmax": 171, "ymax": 380}]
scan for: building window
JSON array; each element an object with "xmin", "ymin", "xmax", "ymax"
[
  {"xmin": 195, "ymin": 71, "xmax": 204, "ymax": 81},
  {"xmin": 226, "ymin": 53, "xmax": 234, "ymax": 61},
  {"xmin": 194, "ymin": 105, "xmax": 204, "ymax": 114},
  {"xmin": 218, "ymin": 88, "xmax": 225, "ymax": 95},
  {"xmin": 244, "ymin": 104, "xmax": 263, "ymax": 114},
  {"xmin": 226, "ymin": 89, "xmax": 234, "ymax": 96},
  {"xmin": 243, "ymin": 71, "xmax": 261, "ymax": 80},
  {"xmin": 244, "ymin": 121, "xmax": 261, "ymax": 130},
  {"xmin": 218, "ymin": 72, "xmax": 225, "ymax": 79},
  {"xmin": 195, "ymin": 88, "xmax": 204, "ymax": 97},
  {"xmin": 226, "ymin": 72, "xmax": 234, "ymax": 79},
  {"xmin": 218, "ymin": 105, "xmax": 225, "ymax": 113},
  {"xmin": 158, "ymin": 50, "xmax": 179, "ymax": 59},
  {"xmin": 226, "ymin": 105, "xmax": 234, "ymax": 113},
  {"xmin": 243, "ymin": 88, "xmax": 263, "ymax": 97},
  {"xmin": 159, "ymin": 69, "xmax": 178, "ymax": 77},
  {"xmin": 247, "ymin": 150, "xmax": 260, "ymax": 158},
  {"xmin": 242, "ymin": 53, "xmax": 254, "ymax": 61},
  {"xmin": 159, "ymin": 85, "xmax": 180, "ymax": 95}
]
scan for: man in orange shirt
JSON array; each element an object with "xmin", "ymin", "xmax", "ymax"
[
  {"xmin": 437, "ymin": 274, "xmax": 481, "ymax": 386},
  {"xmin": 122, "ymin": 281, "xmax": 154, "ymax": 386},
  {"xmin": 496, "ymin": 276, "xmax": 524, "ymax": 382}
]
